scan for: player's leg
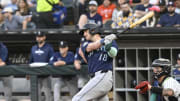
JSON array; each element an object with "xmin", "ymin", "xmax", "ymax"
[
  {"xmin": 94, "ymin": 94, "xmax": 109, "ymax": 101},
  {"xmin": 66, "ymin": 77, "xmax": 78, "ymax": 98},
  {"xmin": 2, "ymin": 76, "xmax": 13, "ymax": 101},
  {"xmin": 38, "ymin": 78, "xmax": 43, "ymax": 101},
  {"xmin": 54, "ymin": 77, "xmax": 64, "ymax": 101},
  {"xmin": 77, "ymin": 75, "xmax": 89, "ymax": 90},
  {"xmin": 72, "ymin": 71, "xmax": 113, "ymax": 101},
  {"xmin": 43, "ymin": 76, "xmax": 52, "ymax": 101}
]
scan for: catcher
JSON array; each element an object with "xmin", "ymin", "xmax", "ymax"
[{"xmin": 135, "ymin": 58, "xmax": 180, "ymax": 101}]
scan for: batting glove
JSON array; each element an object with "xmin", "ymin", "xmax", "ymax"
[{"xmin": 104, "ymin": 34, "xmax": 117, "ymax": 41}]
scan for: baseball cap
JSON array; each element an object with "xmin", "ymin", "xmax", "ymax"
[
  {"xmin": 89, "ymin": 0, "xmax": 98, "ymax": 6},
  {"xmin": 159, "ymin": 0, "xmax": 166, "ymax": 6},
  {"xmin": 167, "ymin": 1, "xmax": 175, "ymax": 7},
  {"xmin": 2, "ymin": 7, "xmax": 13, "ymax": 13},
  {"xmin": 177, "ymin": 53, "xmax": 180, "ymax": 60},
  {"xmin": 35, "ymin": 31, "xmax": 45, "ymax": 37},
  {"xmin": 59, "ymin": 41, "xmax": 68, "ymax": 48}
]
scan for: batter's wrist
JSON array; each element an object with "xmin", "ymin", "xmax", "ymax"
[
  {"xmin": 100, "ymin": 39, "xmax": 104, "ymax": 45},
  {"xmin": 151, "ymin": 86, "xmax": 163, "ymax": 95}
]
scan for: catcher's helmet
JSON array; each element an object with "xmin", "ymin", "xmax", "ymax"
[
  {"xmin": 79, "ymin": 23, "xmax": 100, "ymax": 35},
  {"xmin": 151, "ymin": 58, "xmax": 171, "ymax": 79}
]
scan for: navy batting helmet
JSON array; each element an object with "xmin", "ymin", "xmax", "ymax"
[
  {"xmin": 151, "ymin": 58, "xmax": 171, "ymax": 79},
  {"xmin": 79, "ymin": 23, "xmax": 101, "ymax": 35}
]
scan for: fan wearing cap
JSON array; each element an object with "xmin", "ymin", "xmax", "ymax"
[
  {"xmin": 78, "ymin": 0, "xmax": 102, "ymax": 29},
  {"xmin": 173, "ymin": 54, "xmax": 180, "ymax": 83},
  {"xmin": 2, "ymin": 7, "xmax": 28, "ymax": 30},
  {"xmin": 49, "ymin": 41, "xmax": 78, "ymax": 101},
  {"xmin": 159, "ymin": 0, "xmax": 168, "ymax": 15},
  {"xmin": 29, "ymin": 31, "xmax": 54, "ymax": 101},
  {"xmin": 157, "ymin": 1, "xmax": 180, "ymax": 27},
  {"xmin": 72, "ymin": 23, "xmax": 118, "ymax": 101},
  {"xmin": 135, "ymin": 58, "xmax": 180, "ymax": 101},
  {"xmin": 74, "ymin": 37, "xmax": 89, "ymax": 90}
]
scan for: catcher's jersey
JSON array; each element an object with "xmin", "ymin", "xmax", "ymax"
[
  {"xmin": 162, "ymin": 77, "xmax": 180, "ymax": 101},
  {"xmin": 81, "ymin": 40, "xmax": 118, "ymax": 74}
]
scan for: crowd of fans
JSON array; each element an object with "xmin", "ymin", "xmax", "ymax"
[
  {"xmin": 78, "ymin": 0, "xmax": 180, "ymax": 29},
  {"xmin": 0, "ymin": 0, "xmax": 179, "ymax": 30}
]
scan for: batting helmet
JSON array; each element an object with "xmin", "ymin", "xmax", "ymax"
[
  {"xmin": 79, "ymin": 23, "xmax": 101, "ymax": 35},
  {"xmin": 151, "ymin": 58, "xmax": 171, "ymax": 79}
]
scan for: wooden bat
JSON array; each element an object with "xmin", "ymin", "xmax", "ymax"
[{"xmin": 117, "ymin": 11, "xmax": 155, "ymax": 37}]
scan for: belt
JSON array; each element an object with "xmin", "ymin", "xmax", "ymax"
[{"xmin": 89, "ymin": 70, "xmax": 110, "ymax": 78}]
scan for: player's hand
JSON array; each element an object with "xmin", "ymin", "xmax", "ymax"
[{"xmin": 135, "ymin": 81, "xmax": 150, "ymax": 94}]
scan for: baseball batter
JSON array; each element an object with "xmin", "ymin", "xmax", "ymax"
[
  {"xmin": 72, "ymin": 23, "xmax": 118, "ymax": 101},
  {"xmin": 135, "ymin": 58, "xmax": 180, "ymax": 101}
]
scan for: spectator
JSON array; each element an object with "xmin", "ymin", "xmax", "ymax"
[
  {"xmin": 5, "ymin": 0, "xmax": 18, "ymax": 12},
  {"xmin": 78, "ymin": 0, "xmax": 102, "ymax": 29},
  {"xmin": 111, "ymin": 3, "xmax": 136, "ymax": 28},
  {"xmin": 16, "ymin": 0, "xmax": 36, "ymax": 29},
  {"xmin": 173, "ymin": 53, "xmax": 180, "ymax": 83},
  {"xmin": 156, "ymin": 1, "xmax": 180, "ymax": 27},
  {"xmin": 36, "ymin": 0, "xmax": 59, "ymax": 28},
  {"xmin": 159, "ymin": 0, "xmax": 167, "ymax": 15},
  {"xmin": 175, "ymin": 0, "xmax": 180, "ymax": 14},
  {"xmin": 112, "ymin": 0, "xmax": 126, "ymax": 22},
  {"xmin": 49, "ymin": 41, "xmax": 78, "ymax": 101},
  {"xmin": 134, "ymin": 0, "xmax": 152, "ymax": 26},
  {"xmin": 74, "ymin": 37, "xmax": 89, "ymax": 90},
  {"xmin": 52, "ymin": 3, "xmax": 67, "ymax": 28},
  {"xmin": 29, "ymin": 31, "xmax": 54, "ymax": 101},
  {"xmin": 2, "ymin": 7, "xmax": 28, "ymax": 30},
  {"xmin": 97, "ymin": 0, "xmax": 116, "ymax": 24},
  {"xmin": 155, "ymin": 0, "xmax": 167, "ymax": 25},
  {"xmin": 0, "ymin": 13, "xmax": 5, "ymax": 30},
  {"xmin": 0, "ymin": 42, "xmax": 13, "ymax": 101},
  {"xmin": 16, "ymin": 0, "xmax": 30, "ymax": 16}
]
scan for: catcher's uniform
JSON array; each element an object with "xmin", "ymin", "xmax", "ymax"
[{"xmin": 162, "ymin": 77, "xmax": 180, "ymax": 101}]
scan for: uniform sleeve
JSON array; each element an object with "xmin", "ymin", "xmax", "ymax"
[
  {"xmin": 15, "ymin": 16, "xmax": 25, "ymax": 24},
  {"xmin": 49, "ymin": 53, "xmax": 57, "ymax": 65},
  {"xmin": 74, "ymin": 49, "xmax": 81, "ymax": 60},
  {"xmin": 66, "ymin": 52, "xmax": 74, "ymax": 65},
  {"xmin": 48, "ymin": 46, "xmax": 54, "ymax": 62},
  {"xmin": 0, "ymin": 45, "xmax": 8, "ymax": 62},
  {"xmin": 112, "ymin": 40, "xmax": 119, "ymax": 50},
  {"xmin": 162, "ymin": 77, "xmax": 180, "ymax": 98},
  {"xmin": 29, "ymin": 48, "xmax": 34, "ymax": 63},
  {"xmin": 81, "ymin": 42, "xmax": 89, "ymax": 56}
]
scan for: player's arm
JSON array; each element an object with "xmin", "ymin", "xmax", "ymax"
[
  {"xmin": 148, "ymin": 85, "xmax": 174, "ymax": 96},
  {"xmin": 135, "ymin": 10, "xmax": 147, "ymax": 18},
  {"xmin": 74, "ymin": 60, "xmax": 81, "ymax": 70},
  {"xmin": 86, "ymin": 40, "xmax": 102, "ymax": 52},
  {"xmin": 54, "ymin": 60, "xmax": 66, "ymax": 66},
  {"xmin": 86, "ymin": 34, "xmax": 117, "ymax": 52}
]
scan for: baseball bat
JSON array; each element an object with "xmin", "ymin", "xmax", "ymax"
[{"xmin": 117, "ymin": 11, "xmax": 155, "ymax": 37}]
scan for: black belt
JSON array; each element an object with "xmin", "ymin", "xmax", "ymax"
[{"xmin": 89, "ymin": 70, "xmax": 109, "ymax": 78}]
